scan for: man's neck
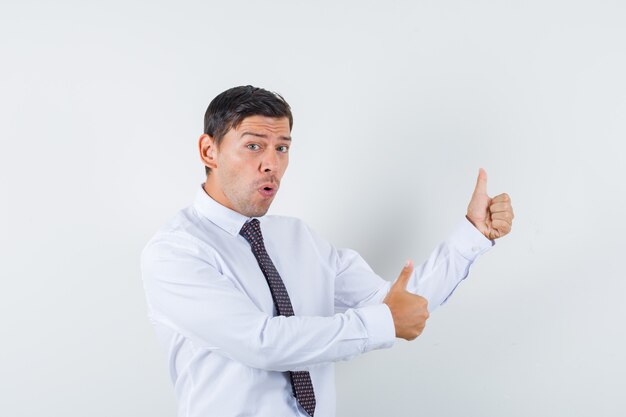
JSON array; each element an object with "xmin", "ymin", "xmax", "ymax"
[{"xmin": 203, "ymin": 179, "xmax": 236, "ymax": 213}]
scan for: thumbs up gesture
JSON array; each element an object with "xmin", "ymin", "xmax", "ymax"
[
  {"xmin": 466, "ymin": 168, "xmax": 514, "ymax": 240},
  {"xmin": 383, "ymin": 260, "xmax": 430, "ymax": 341}
]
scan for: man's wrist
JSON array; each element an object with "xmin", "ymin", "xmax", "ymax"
[{"xmin": 449, "ymin": 217, "xmax": 495, "ymax": 260}]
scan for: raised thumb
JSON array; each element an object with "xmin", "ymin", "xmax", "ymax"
[
  {"xmin": 473, "ymin": 167, "xmax": 488, "ymax": 196},
  {"xmin": 391, "ymin": 259, "xmax": 414, "ymax": 291}
]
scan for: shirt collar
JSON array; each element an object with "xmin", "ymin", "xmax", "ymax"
[{"xmin": 193, "ymin": 183, "xmax": 255, "ymax": 237}]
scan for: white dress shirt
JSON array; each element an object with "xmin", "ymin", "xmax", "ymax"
[{"xmin": 140, "ymin": 185, "xmax": 494, "ymax": 417}]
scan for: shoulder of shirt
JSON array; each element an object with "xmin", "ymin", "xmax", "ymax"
[{"xmin": 141, "ymin": 206, "xmax": 215, "ymax": 258}]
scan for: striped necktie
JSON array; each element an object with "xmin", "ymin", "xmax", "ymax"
[{"xmin": 240, "ymin": 219, "xmax": 317, "ymax": 417}]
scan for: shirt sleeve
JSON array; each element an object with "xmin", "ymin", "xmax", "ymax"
[
  {"xmin": 325, "ymin": 217, "xmax": 494, "ymax": 313},
  {"xmin": 140, "ymin": 232, "xmax": 396, "ymax": 373},
  {"xmin": 407, "ymin": 218, "xmax": 494, "ymax": 310}
]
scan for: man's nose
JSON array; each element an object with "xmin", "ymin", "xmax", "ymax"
[{"xmin": 260, "ymin": 149, "xmax": 279, "ymax": 172}]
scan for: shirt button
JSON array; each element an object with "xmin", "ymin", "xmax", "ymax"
[{"xmin": 471, "ymin": 246, "xmax": 480, "ymax": 253}]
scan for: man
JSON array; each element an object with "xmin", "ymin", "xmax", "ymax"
[{"xmin": 140, "ymin": 85, "xmax": 514, "ymax": 417}]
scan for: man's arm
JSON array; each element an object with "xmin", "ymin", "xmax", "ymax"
[
  {"xmin": 328, "ymin": 218, "xmax": 493, "ymax": 314},
  {"xmin": 405, "ymin": 217, "xmax": 494, "ymax": 308},
  {"xmin": 140, "ymin": 233, "xmax": 397, "ymax": 373}
]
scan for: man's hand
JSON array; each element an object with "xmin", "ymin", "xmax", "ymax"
[
  {"xmin": 383, "ymin": 260, "xmax": 430, "ymax": 341},
  {"xmin": 466, "ymin": 168, "xmax": 514, "ymax": 240}
]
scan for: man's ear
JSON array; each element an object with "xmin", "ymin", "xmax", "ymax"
[{"xmin": 199, "ymin": 134, "xmax": 218, "ymax": 170}]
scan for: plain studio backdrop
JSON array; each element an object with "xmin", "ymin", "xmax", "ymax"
[{"xmin": 1, "ymin": 1, "xmax": 625, "ymax": 416}]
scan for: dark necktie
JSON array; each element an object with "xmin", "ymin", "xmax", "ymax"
[{"xmin": 239, "ymin": 219, "xmax": 317, "ymax": 417}]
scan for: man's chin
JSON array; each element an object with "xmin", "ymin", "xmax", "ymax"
[
  {"xmin": 251, "ymin": 208, "xmax": 270, "ymax": 217},
  {"xmin": 240, "ymin": 202, "xmax": 272, "ymax": 218}
]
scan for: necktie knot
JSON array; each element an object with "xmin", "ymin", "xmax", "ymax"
[{"xmin": 240, "ymin": 219, "xmax": 264, "ymax": 246}]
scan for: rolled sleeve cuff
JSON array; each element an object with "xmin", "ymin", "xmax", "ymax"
[
  {"xmin": 356, "ymin": 303, "xmax": 396, "ymax": 352},
  {"xmin": 448, "ymin": 217, "xmax": 495, "ymax": 260}
]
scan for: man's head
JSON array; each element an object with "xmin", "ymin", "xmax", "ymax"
[{"xmin": 199, "ymin": 86, "xmax": 293, "ymax": 218}]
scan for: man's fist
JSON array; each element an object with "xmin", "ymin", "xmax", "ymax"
[
  {"xmin": 383, "ymin": 260, "xmax": 430, "ymax": 341},
  {"xmin": 466, "ymin": 168, "xmax": 514, "ymax": 240}
]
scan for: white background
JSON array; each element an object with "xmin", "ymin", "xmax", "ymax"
[{"xmin": 1, "ymin": 1, "xmax": 625, "ymax": 416}]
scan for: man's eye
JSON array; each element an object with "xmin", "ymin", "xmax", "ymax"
[
  {"xmin": 277, "ymin": 145, "xmax": 289, "ymax": 153},
  {"xmin": 247, "ymin": 144, "xmax": 260, "ymax": 151}
]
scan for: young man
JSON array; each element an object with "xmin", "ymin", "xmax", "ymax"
[{"xmin": 140, "ymin": 85, "xmax": 514, "ymax": 417}]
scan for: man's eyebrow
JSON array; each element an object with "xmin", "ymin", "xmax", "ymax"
[{"xmin": 240, "ymin": 131, "xmax": 291, "ymax": 141}]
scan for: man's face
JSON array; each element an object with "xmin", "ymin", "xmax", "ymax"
[{"xmin": 203, "ymin": 115, "xmax": 291, "ymax": 217}]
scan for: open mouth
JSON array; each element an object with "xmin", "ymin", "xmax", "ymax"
[{"xmin": 259, "ymin": 183, "xmax": 277, "ymax": 198}]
